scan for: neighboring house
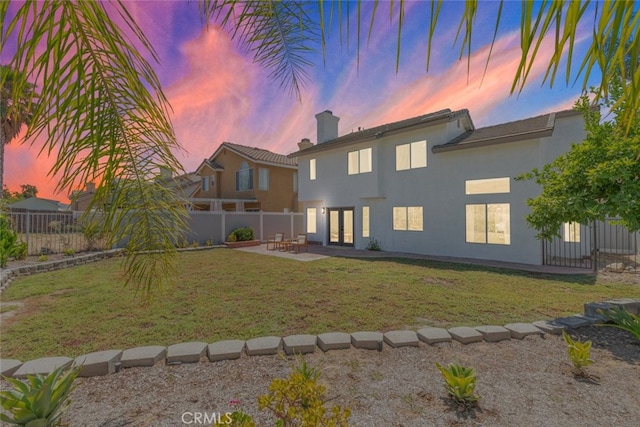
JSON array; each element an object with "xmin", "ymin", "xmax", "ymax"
[
  {"xmin": 155, "ymin": 168, "xmax": 201, "ymax": 204},
  {"xmin": 191, "ymin": 142, "xmax": 298, "ymax": 212},
  {"xmin": 6, "ymin": 196, "xmax": 68, "ymax": 212},
  {"xmin": 69, "ymin": 182, "xmax": 96, "ymax": 211},
  {"xmin": 288, "ymin": 109, "xmax": 588, "ymax": 266}
]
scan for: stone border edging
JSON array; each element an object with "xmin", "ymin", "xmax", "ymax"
[{"xmin": 1, "ymin": 298, "xmax": 637, "ymax": 380}]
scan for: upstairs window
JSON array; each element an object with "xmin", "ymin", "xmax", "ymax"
[
  {"xmin": 348, "ymin": 148, "xmax": 372, "ymax": 175},
  {"xmin": 396, "ymin": 140, "xmax": 427, "ymax": 171},
  {"xmin": 465, "ymin": 177, "xmax": 510, "ymax": 194},
  {"xmin": 310, "ymin": 159, "xmax": 316, "ymax": 180},
  {"xmin": 236, "ymin": 162, "xmax": 253, "ymax": 191},
  {"xmin": 259, "ymin": 168, "xmax": 269, "ymax": 190},
  {"xmin": 201, "ymin": 176, "xmax": 209, "ymax": 192}
]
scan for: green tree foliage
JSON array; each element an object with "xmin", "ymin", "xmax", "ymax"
[
  {"xmin": 519, "ymin": 82, "xmax": 640, "ymax": 239},
  {"xmin": 1, "ymin": 184, "xmax": 38, "ymax": 202}
]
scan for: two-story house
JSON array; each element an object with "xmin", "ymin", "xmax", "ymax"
[
  {"xmin": 192, "ymin": 142, "xmax": 298, "ymax": 212},
  {"xmin": 288, "ymin": 109, "xmax": 587, "ymax": 265}
]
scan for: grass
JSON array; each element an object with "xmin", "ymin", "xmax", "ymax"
[{"xmin": 1, "ymin": 249, "xmax": 639, "ymax": 361}]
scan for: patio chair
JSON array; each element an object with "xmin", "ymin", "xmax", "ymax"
[
  {"xmin": 290, "ymin": 233, "xmax": 308, "ymax": 253},
  {"xmin": 267, "ymin": 232, "xmax": 285, "ymax": 250}
]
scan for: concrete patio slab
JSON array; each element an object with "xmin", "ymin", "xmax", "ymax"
[
  {"xmin": 448, "ymin": 327, "xmax": 483, "ymax": 344},
  {"xmin": 475, "ymin": 326, "xmax": 511, "ymax": 342},
  {"xmin": 208, "ymin": 340, "xmax": 245, "ymax": 362},
  {"xmin": 503, "ymin": 323, "xmax": 543, "ymax": 340},
  {"xmin": 74, "ymin": 350, "xmax": 122, "ymax": 377},
  {"xmin": 0, "ymin": 359, "xmax": 22, "ymax": 377},
  {"xmin": 283, "ymin": 335, "xmax": 317, "ymax": 355},
  {"xmin": 13, "ymin": 357, "xmax": 73, "ymax": 378},
  {"xmin": 167, "ymin": 342, "xmax": 208, "ymax": 364},
  {"xmin": 351, "ymin": 332, "xmax": 384, "ymax": 350},
  {"xmin": 417, "ymin": 327, "xmax": 452, "ymax": 344},
  {"xmin": 245, "ymin": 336, "xmax": 282, "ymax": 356},
  {"xmin": 317, "ymin": 332, "xmax": 352, "ymax": 352},
  {"xmin": 120, "ymin": 346, "xmax": 167, "ymax": 368},
  {"xmin": 383, "ymin": 330, "xmax": 419, "ymax": 348},
  {"xmin": 532, "ymin": 320, "xmax": 566, "ymax": 335}
]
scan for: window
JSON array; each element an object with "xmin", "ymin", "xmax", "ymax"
[
  {"xmin": 259, "ymin": 168, "xmax": 269, "ymax": 190},
  {"xmin": 201, "ymin": 176, "xmax": 209, "ymax": 192},
  {"xmin": 310, "ymin": 159, "xmax": 316, "ymax": 180},
  {"xmin": 393, "ymin": 206, "xmax": 423, "ymax": 231},
  {"xmin": 236, "ymin": 162, "xmax": 253, "ymax": 191},
  {"xmin": 348, "ymin": 148, "xmax": 372, "ymax": 175},
  {"xmin": 465, "ymin": 177, "xmax": 510, "ymax": 195},
  {"xmin": 465, "ymin": 203, "xmax": 510, "ymax": 244},
  {"xmin": 396, "ymin": 140, "xmax": 427, "ymax": 171},
  {"xmin": 563, "ymin": 222, "xmax": 581, "ymax": 242},
  {"xmin": 293, "ymin": 172, "xmax": 298, "ymax": 193},
  {"xmin": 306, "ymin": 208, "xmax": 317, "ymax": 233},
  {"xmin": 362, "ymin": 206, "xmax": 370, "ymax": 237}
]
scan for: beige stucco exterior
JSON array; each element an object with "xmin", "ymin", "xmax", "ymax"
[{"xmin": 193, "ymin": 143, "xmax": 298, "ymax": 212}]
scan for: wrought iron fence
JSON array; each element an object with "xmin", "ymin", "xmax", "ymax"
[
  {"xmin": 543, "ymin": 219, "xmax": 639, "ymax": 272},
  {"xmin": 3, "ymin": 211, "xmax": 108, "ymax": 256}
]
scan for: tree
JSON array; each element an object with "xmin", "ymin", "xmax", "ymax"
[
  {"xmin": 20, "ymin": 183, "xmax": 37, "ymax": 199},
  {"xmin": 2, "ymin": 1, "xmax": 638, "ymax": 296},
  {"xmin": 0, "ymin": 65, "xmax": 38, "ymax": 198},
  {"xmin": 518, "ymin": 82, "xmax": 640, "ymax": 239}
]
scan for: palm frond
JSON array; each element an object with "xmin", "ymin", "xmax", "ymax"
[{"xmin": 2, "ymin": 1, "xmax": 188, "ymax": 298}]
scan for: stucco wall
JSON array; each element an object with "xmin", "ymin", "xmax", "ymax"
[{"xmin": 297, "ymin": 114, "xmax": 587, "ymax": 265}]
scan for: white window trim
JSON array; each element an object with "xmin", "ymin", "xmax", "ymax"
[
  {"xmin": 348, "ymin": 147, "xmax": 372, "ymax": 175},
  {"xmin": 396, "ymin": 140, "xmax": 427, "ymax": 171}
]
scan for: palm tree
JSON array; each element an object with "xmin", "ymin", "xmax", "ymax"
[
  {"xmin": 1, "ymin": 0, "xmax": 637, "ymax": 296},
  {"xmin": 0, "ymin": 65, "xmax": 38, "ymax": 198}
]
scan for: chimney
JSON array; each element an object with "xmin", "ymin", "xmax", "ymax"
[
  {"xmin": 315, "ymin": 110, "xmax": 339, "ymax": 144},
  {"xmin": 297, "ymin": 138, "xmax": 313, "ymax": 151},
  {"xmin": 86, "ymin": 182, "xmax": 96, "ymax": 192}
]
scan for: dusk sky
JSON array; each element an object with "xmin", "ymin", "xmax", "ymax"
[{"xmin": 4, "ymin": 1, "xmax": 598, "ymax": 201}]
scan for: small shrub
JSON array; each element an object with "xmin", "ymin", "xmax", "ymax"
[
  {"xmin": 38, "ymin": 254, "xmax": 49, "ymax": 262},
  {"xmin": 228, "ymin": 227, "xmax": 254, "ymax": 242},
  {"xmin": 190, "ymin": 241, "xmax": 199, "ymax": 248},
  {"xmin": 435, "ymin": 362, "xmax": 479, "ymax": 408},
  {"xmin": 0, "ymin": 365, "xmax": 80, "ymax": 426},
  {"xmin": 12, "ymin": 241, "xmax": 28, "ymax": 261},
  {"xmin": 48, "ymin": 220, "xmax": 62, "ymax": 233},
  {"xmin": 366, "ymin": 237, "xmax": 381, "ymax": 251},
  {"xmin": 205, "ymin": 239, "xmax": 214, "ymax": 247},
  {"xmin": 598, "ymin": 307, "xmax": 640, "ymax": 341},
  {"xmin": 0, "ymin": 216, "xmax": 18, "ymax": 268},
  {"xmin": 82, "ymin": 223, "xmax": 104, "ymax": 251},
  {"xmin": 214, "ymin": 410, "xmax": 256, "ymax": 426},
  {"xmin": 562, "ymin": 331, "xmax": 595, "ymax": 377},
  {"xmin": 258, "ymin": 357, "xmax": 351, "ymax": 426},
  {"xmin": 63, "ymin": 248, "xmax": 76, "ymax": 257}
]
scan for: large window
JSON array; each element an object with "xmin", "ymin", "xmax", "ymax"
[
  {"xmin": 396, "ymin": 140, "xmax": 427, "ymax": 171},
  {"xmin": 236, "ymin": 162, "xmax": 253, "ymax": 191},
  {"xmin": 393, "ymin": 206, "xmax": 423, "ymax": 231},
  {"xmin": 465, "ymin": 177, "xmax": 510, "ymax": 195},
  {"xmin": 465, "ymin": 203, "xmax": 510, "ymax": 244},
  {"xmin": 310, "ymin": 159, "xmax": 316, "ymax": 180},
  {"xmin": 563, "ymin": 222, "xmax": 581, "ymax": 242},
  {"xmin": 362, "ymin": 206, "xmax": 370, "ymax": 237},
  {"xmin": 306, "ymin": 208, "xmax": 317, "ymax": 233},
  {"xmin": 259, "ymin": 168, "xmax": 269, "ymax": 190},
  {"xmin": 348, "ymin": 148, "xmax": 372, "ymax": 175}
]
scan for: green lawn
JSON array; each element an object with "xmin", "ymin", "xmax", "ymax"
[{"xmin": 1, "ymin": 249, "xmax": 638, "ymax": 360}]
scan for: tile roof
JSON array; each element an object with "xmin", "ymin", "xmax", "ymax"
[
  {"xmin": 433, "ymin": 109, "xmax": 582, "ymax": 152},
  {"xmin": 216, "ymin": 142, "xmax": 298, "ymax": 167},
  {"xmin": 289, "ymin": 109, "xmax": 471, "ymax": 157}
]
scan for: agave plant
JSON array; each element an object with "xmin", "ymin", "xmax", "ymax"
[
  {"xmin": 435, "ymin": 362, "xmax": 479, "ymax": 408},
  {"xmin": 0, "ymin": 365, "xmax": 80, "ymax": 426},
  {"xmin": 599, "ymin": 307, "xmax": 640, "ymax": 341}
]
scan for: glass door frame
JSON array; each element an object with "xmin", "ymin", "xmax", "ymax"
[{"xmin": 327, "ymin": 207, "xmax": 355, "ymax": 247}]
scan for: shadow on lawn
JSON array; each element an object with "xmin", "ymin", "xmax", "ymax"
[{"xmin": 329, "ymin": 254, "xmax": 599, "ymax": 286}]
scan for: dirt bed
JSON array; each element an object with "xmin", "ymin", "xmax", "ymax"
[{"xmin": 26, "ymin": 327, "xmax": 636, "ymax": 426}]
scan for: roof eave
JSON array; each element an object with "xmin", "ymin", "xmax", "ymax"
[{"xmin": 432, "ymin": 128, "xmax": 554, "ymax": 153}]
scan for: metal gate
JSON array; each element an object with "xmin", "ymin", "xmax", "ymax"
[{"xmin": 543, "ymin": 220, "xmax": 639, "ymax": 272}]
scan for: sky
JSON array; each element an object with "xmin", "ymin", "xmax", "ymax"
[{"xmin": 4, "ymin": 1, "xmax": 598, "ymax": 201}]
